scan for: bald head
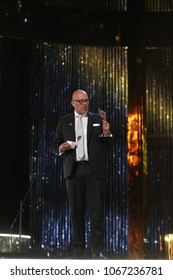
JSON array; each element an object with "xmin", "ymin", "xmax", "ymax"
[
  {"xmin": 72, "ymin": 89, "xmax": 88, "ymax": 100},
  {"xmin": 71, "ymin": 89, "xmax": 89, "ymax": 114}
]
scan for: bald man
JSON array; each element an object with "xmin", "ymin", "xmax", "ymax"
[{"xmin": 51, "ymin": 89, "xmax": 112, "ymax": 259}]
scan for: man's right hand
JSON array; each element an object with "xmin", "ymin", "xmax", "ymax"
[{"xmin": 60, "ymin": 142, "xmax": 72, "ymax": 153}]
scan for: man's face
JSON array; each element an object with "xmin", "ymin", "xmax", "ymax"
[{"xmin": 71, "ymin": 91, "xmax": 89, "ymax": 115}]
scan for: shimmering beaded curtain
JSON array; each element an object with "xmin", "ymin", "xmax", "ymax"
[
  {"xmin": 145, "ymin": 0, "xmax": 173, "ymax": 11},
  {"xmin": 30, "ymin": 42, "xmax": 128, "ymax": 257},
  {"xmin": 41, "ymin": 0, "xmax": 127, "ymax": 11},
  {"xmin": 145, "ymin": 47, "xmax": 173, "ymax": 257}
]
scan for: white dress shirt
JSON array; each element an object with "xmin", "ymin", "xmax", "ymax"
[{"xmin": 75, "ymin": 111, "xmax": 89, "ymax": 161}]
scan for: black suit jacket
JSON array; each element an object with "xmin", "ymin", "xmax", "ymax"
[{"xmin": 51, "ymin": 111, "xmax": 109, "ymax": 179}]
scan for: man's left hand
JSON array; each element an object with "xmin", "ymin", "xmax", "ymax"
[{"xmin": 102, "ymin": 119, "xmax": 110, "ymax": 137}]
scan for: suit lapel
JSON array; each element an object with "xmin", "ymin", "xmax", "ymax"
[
  {"xmin": 87, "ymin": 112, "xmax": 94, "ymax": 140},
  {"xmin": 66, "ymin": 114, "xmax": 76, "ymax": 141}
]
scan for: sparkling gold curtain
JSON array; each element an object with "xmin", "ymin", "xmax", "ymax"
[
  {"xmin": 30, "ymin": 42, "xmax": 128, "ymax": 257},
  {"xmin": 145, "ymin": 47, "xmax": 173, "ymax": 257},
  {"xmin": 145, "ymin": 0, "xmax": 173, "ymax": 11},
  {"xmin": 41, "ymin": 0, "xmax": 127, "ymax": 11}
]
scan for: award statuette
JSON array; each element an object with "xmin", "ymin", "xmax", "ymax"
[
  {"xmin": 98, "ymin": 108, "xmax": 106, "ymax": 120},
  {"xmin": 98, "ymin": 108, "xmax": 113, "ymax": 138}
]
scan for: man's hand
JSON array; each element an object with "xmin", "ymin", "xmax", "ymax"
[
  {"xmin": 60, "ymin": 142, "xmax": 72, "ymax": 153},
  {"xmin": 102, "ymin": 119, "xmax": 110, "ymax": 137}
]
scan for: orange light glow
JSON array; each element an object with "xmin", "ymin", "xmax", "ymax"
[
  {"xmin": 115, "ymin": 34, "xmax": 121, "ymax": 43},
  {"xmin": 128, "ymin": 113, "xmax": 142, "ymax": 173}
]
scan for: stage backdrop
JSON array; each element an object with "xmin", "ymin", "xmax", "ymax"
[
  {"xmin": 29, "ymin": 42, "xmax": 128, "ymax": 257},
  {"xmin": 144, "ymin": 47, "xmax": 173, "ymax": 257},
  {"xmin": 28, "ymin": 45, "xmax": 173, "ymax": 259}
]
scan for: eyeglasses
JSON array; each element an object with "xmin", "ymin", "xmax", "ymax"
[{"xmin": 73, "ymin": 99, "xmax": 89, "ymax": 105}]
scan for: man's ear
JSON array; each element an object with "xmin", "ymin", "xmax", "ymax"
[{"xmin": 71, "ymin": 100, "xmax": 75, "ymax": 108}]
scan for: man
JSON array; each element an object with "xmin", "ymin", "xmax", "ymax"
[{"xmin": 51, "ymin": 89, "xmax": 112, "ymax": 259}]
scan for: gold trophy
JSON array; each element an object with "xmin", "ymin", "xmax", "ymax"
[
  {"xmin": 98, "ymin": 108, "xmax": 112, "ymax": 138},
  {"xmin": 98, "ymin": 108, "xmax": 106, "ymax": 120}
]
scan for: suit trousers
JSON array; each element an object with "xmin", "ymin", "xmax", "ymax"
[{"xmin": 66, "ymin": 161, "xmax": 105, "ymax": 255}]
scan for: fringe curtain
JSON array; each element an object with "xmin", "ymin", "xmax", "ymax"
[{"xmin": 30, "ymin": 42, "xmax": 128, "ymax": 257}]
